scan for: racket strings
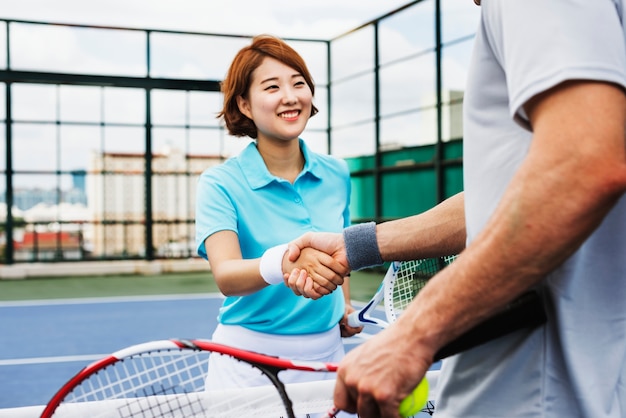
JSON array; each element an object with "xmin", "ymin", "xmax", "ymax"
[
  {"xmin": 55, "ymin": 349, "xmax": 212, "ymax": 417},
  {"xmin": 51, "ymin": 348, "xmax": 309, "ymax": 417},
  {"xmin": 68, "ymin": 350, "xmax": 207, "ymax": 403},
  {"xmin": 421, "ymin": 400, "xmax": 436, "ymax": 416},
  {"xmin": 392, "ymin": 256, "xmax": 457, "ymax": 316},
  {"xmin": 117, "ymin": 384, "xmax": 207, "ymax": 418}
]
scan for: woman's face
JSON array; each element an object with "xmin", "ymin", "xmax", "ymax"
[{"xmin": 237, "ymin": 56, "xmax": 313, "ymax": 143}]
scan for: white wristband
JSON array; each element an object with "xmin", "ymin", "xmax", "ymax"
[{"xmin": 259, "ymin": 244, "xmax": 289, "ymax": 285}]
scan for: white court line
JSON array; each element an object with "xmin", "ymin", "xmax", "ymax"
[
  {"xmin": 0, "ymin": 354, "xmax": 105, "ymax": 366},
  {"xmin": 0, "ymin": 296, "xmax": 378, "ymax": 366},
  {"xmin": 0, "ymin": 292, "xmax": 224, "ymax": 307},
  {"xmin": 0, "ymin": 334, "xmax": 378, "ymax": 367},
  {"xmin": 0, "ymin": 294, "xmax": 224, "ymax": 367}
]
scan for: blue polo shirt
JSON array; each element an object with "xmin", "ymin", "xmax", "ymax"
[{"xmin": 195, "ymin": 139, "xmax": 351, "ymax": 335}]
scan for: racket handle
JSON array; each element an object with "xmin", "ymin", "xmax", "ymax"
[
  {"xmin": 324, "ymin": 377, "xmax": 429, "ymax": 418},
  {"xmin": 434, "ymin": 290, "xmax": 546, "ymax": 361},
  {"xmin": 346, "ymin": 311, "xmax": 361, "ymax": 327}
]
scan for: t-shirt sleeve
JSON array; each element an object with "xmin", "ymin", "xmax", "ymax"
[
  {"xmin": 484, "ymin": 0, "xmax": 626, "ymax": 129},
  {"xmin": 195, "ymin": 170, "xmax": 238, "ymax": 260}
]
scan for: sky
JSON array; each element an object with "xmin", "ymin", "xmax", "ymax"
[{"xmin": 1, "ymin": 0, "xmax": 414, "ymax": 40}]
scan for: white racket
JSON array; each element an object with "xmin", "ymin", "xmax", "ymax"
[
  {"xmin": 348, "ymin": 256, "xmax": 458, "ymax": 328},
  {"xmin": 40, "ymin": 338, "xmax": 441, "ymax": 418},
  {"xmin": 40, "ymin": 338, "xmax": 340, "ymax": 418}
]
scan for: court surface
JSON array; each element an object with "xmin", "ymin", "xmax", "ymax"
[{"xmin": 0, "ymin": 293, "xmax": 388, "ymax": 412}]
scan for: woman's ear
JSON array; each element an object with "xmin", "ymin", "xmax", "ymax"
[{"xmin": 236, "ymin": 95, "xmax": 252, "ymax": 119}]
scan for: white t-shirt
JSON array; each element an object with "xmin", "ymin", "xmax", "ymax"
[{"xmin": 436, "ymin": 1, "xmax": 626, "ymax": 417}]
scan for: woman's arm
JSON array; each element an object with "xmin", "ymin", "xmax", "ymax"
[{"xmin": 206, "ymin": 230, "xmax": 349, "ymax": 296}]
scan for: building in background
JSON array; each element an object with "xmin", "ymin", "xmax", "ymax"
[{"xmin": 87, "ymin": 147, "xmax": 222, "ymax": 258}]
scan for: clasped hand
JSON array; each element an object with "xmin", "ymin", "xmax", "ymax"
[{"xmin": 282, "ymin": 231, "xmax": 350, "ymax": 299}]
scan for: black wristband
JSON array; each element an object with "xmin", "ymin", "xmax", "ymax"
[{"xmin": 343, "ymin": 222, "xmax": 384, "ymax": 271}]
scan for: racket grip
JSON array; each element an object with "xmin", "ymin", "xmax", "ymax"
[
  {"xmin": 346, "ymin": 312, "xmax": 362, "ymax": 327},
  {"xmin": 433, "ymin": 290, "xmax": 546, "ymax": 361}
]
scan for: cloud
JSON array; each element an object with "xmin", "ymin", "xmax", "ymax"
[{"xmin": 2, "ymin": 0, "xmax": 410, "ymax": 39}]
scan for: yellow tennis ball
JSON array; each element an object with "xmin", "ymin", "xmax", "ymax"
[{"xmin": 398, "ymin": 377, "xmax": 429, "ymax": 418}]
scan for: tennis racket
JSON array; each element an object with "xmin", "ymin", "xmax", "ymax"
[
  {"xmin": 40, "ymin": 338, "xmax": 439, "ymax": 418},
  {"xmin": 348, "ymin": 256, "xmax": 458, "ymax": 328},
  {"xmin": 40, "ymin": 338, "xmax": 343, "ymax": 418},
  {"xmin": 42, "ymin": 288, "xmax": 546, "ymax": 418},
  {"xmin": 328, "ymin": 289, "xmax": 547, "ymax": 417}
]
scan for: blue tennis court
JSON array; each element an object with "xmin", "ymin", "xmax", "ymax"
[
  {"xmin": 0, "ymin": 294, "xmax": 382, "ymax": 414},
  {"xmin": 0, "ymin": 295, "xmax": 224, "ymax": 409}
]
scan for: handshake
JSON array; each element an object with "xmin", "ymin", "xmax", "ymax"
[{"xmin": 280, "ymin": 231, "xmax": 352, "ymax": 300}]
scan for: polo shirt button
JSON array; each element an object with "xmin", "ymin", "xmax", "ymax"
[{"xmin": 294, "ymin": 197, "xmax": 302, "ymax": 204}]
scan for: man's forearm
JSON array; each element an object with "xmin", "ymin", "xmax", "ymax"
[
  {"xmin": 376, "ymin": 192, "xmax": 467, "ymax": 262},
  {"xmin": 398, "ymin": 82, "xmax": 626, "ymax": 356}
]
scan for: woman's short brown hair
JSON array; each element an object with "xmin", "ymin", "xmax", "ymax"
[{"xmin": 217, "ymin": 35, "xmax": 319, "ymax": 139}]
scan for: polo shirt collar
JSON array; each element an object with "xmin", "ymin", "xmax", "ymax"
[{"xmin": 239, "ymin": 139, "xmax": 322, "ymax": 190}]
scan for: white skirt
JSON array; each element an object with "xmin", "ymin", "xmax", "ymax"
[
  {"xmin": 205, "ymin": 324, "xmax": 356, "ymax": 417},
  {"xmin": 205, "ymin": 323, "xmax": 345, "ymax": 389}
]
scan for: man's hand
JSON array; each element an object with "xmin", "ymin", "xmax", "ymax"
[
  {"xmin": 333, "ymin": 322, "xmax": 433, "ymax": 418},
  {"xmin": 286, "ymin": 232, "xmax": 349, "ymax": 268},
  {"xmin": 282, "ymin": 247, "xmax": 348, "ymax": 299},
  {"xmin": 283, "ymin": 232, "xmax": 350, "ymax": 298}
]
